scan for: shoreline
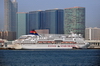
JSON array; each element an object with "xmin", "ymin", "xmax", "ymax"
[{"xmin": 0, "ymin": 47, "xmax": 100, "ymax": 50}]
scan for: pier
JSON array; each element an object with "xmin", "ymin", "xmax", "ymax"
[{"xmin": 86, "ymin": 40, "xmax": 100, "ymax": 48}]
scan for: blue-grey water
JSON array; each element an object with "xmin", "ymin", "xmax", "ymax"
[{"xmin": 0, "ymin": 49, "xmax": 100, "ymax": 66}]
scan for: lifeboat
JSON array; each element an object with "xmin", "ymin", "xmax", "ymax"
[
  {"xmin": 42, "ymin": 41, "xmax": 47, "ymax": 44},
  {"xmin": 51, "ymin": 41, "xmax": 55, "ymax": 44},
  {"xmin": 65, "ymin": 42, "xmax": 69, "ymax": 43},
  {"xmin": 47, "ymin": 41, "xmax": 52, "ymax": 43},
  {"xmin": 38, "ymin": 41, "xmax": 43, "ymax": 43}
]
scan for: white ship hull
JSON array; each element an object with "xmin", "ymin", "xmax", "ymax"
[
  {"xmin": 21, "ymin": 44, "xmax": 89, "ymax": 49},
  {"xmin": 12, "ymin": 34, "xmax": 90, "ymax": 49}
]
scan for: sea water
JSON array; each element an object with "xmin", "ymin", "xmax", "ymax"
[{"xmin": 0, "ymin": 49, "xmax": 100, "ymax": 66}]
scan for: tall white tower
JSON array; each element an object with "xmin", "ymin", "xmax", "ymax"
[{"xmin": 4, "ymin": 0, "xmax": 18, "ymax": 32}]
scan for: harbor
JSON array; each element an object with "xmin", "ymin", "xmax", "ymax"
[
  {"xmin": 0, "ymin": 33, "xmax": 92, "ymax": 50},
  {"xmin": 1, "ymin": 28, "xmax": 100, "ymax": 50},
  {"xmin": 0, "ymin": 40, "xmax": 100, "ymax": 50}
]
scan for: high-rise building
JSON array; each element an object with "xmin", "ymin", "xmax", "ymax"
[
  {"xmin": 56, "ymin": 9, "xmax": 64, "ymax": 34},
  {"xmin": 17, "ymin": 12, "xmax": 27, "ymax": 38},
  {"xmin": 85, "ymin": 27, "xmax": 100, "ymax": 40},
  {"xmin": 27, "ymin": 9, "xmax": 64, "ymax": 34},
  {"xmin": 26, "ymin": 13, "xmax": 29, "ymax": 34},
  {"xmin": 28, "ymin": 11, "xmax": 41, "ymax": 32},
  {"xmin": 64, "ymin": 7, "xmax": 85, "ymax": 37},
  {"xmin": 45, "ymin": 9, "xmax": 64, "ymax": 34},
  {"xmin": 40, "ymin": 11, "xmax": 46, "ymax": 29},
  {"xmin": 4, "ymin": 0, "xmax": 18, "ymax": 32}
]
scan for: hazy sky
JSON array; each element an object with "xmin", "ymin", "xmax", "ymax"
[{"xmin": 0, "ymin": 0, "xmax": 100, "ymax": 30}]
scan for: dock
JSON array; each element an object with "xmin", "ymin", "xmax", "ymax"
[{"xmin": 0, "ymin": 48, "xmax": 15, "ymax": 50}]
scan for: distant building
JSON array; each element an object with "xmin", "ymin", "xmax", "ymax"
[
  {"xmin": 17, "ymin": 12, "xmax": 27, "ymax": 38},
  {"xmin": 28, "ymin": 9, "xmax": 64, "ymax": 34},
  {"xmin": 28, "ymin": 11, "xmax": 41, "ymax": 32},
  {"xmin": 40, "ymin": 11, "xmax": 46, "ymax": 29},
  {"xmin": 85, "ymin": 27, "xmax": 100, "ymax": 40},
  {"xmin": 0, "ymin": 31, "xmax": 16, "ymax": 41},
  {"xmin": 4, "ymin": 0, "xmax": 18, "ymax": 32},
  {"xmin": 45, "ymin": 9, "xmax": 64, "ymax": 34},
  {"xmin": 64, "ymin": 7, "xmax": 85, "ymax": 37}
]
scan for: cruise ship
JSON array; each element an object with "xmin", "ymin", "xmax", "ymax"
[{"xmin": 11, "ymin": 30, "xmax": 90, "ymax": 49}]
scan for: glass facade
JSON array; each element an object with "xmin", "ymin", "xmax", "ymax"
[
  {"xmin": 26, "ymin": 13, "xmax": 29, "ymax": 34},
  {"xmin": 28, "ymin": 11, "xmax": 41, "ymax": 31},
  {"xmin": 17, "ymin": 12, "xmax": 27, "ymax": 38},
  {"xmin": 4, "ymin": 0, "xmax": 18, "ymax": 32},
  {"xmin": 4, "ymin": 0, "xmax": 12, "ymax": 31},
  {"xmin": 57, "ymin": 10, "xmax": 64, "ymax": 34},
  {"xmin": 64, "ymin": 7, "xmax": 85, "ymax": 37},
  {"xmin": 28, "ymin": 9, "xmax": 64, "ymax": 34},
  {"xmin": 45, "ymin": 9, "xmax": 57, "ymax": 34},
  {"xmin": 40, "ymin": 11, "xmax": 46, "ymax": 29},
  {"xmin": 45, "ymin": 9, "xmax": 64, "ymax": 34}
]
